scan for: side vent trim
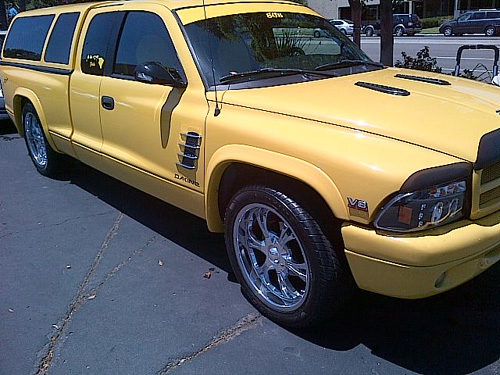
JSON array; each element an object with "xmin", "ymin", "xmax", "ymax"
[
  {"xmin": 177, "ymin": 132, "xmax": 202, "ymax": 170},
  {"xmin": 355, "ymin": 81, "xmax": 410, "ymax": 96}
]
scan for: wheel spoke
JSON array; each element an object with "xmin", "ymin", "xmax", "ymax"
[
  {"xmin": 254, "ymin": 207, "xmax": 271, "ymax": 240},
  {"xmin": 277, "ymin": 271, "xmax": 299, "ymax": 301},
  {"xmin": 285, "ymin": 257, "xmax": 308, "ymax": 282},
  {"xmin": 277, "ymin": 221, "xmax": 295, "ymax": 246},
  {"xmin": 238, "ymin": 218, "xmax": 265, "ymax": 253}
]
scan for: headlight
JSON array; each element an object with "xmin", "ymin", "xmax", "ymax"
[{"xmin": 374, "ymin": 163, "xmax": 471, "ymax": 233}]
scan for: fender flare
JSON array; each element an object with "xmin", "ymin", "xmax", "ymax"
[
  {"xmin": 13, "ymin": 88, "xmax": 59, "ymax": 151},
  {"xmin": 205, "ymin": 144, "xmax": 348, "ymax": 232}
]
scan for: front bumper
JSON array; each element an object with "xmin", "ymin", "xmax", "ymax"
[{"xmin": 342, "ymin": 210, "xmax": 500, "ymax": 298}]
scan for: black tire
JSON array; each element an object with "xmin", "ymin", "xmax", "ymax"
[
  {"xmin": 313, "ymin": 30, "xmax": 320, "ymax": 38},
  {"xmin": 224, "ymin": 185, "xmax": 352, "ymax": 328},
  {"xmin": 365, "ymin": 27, "xmax": 374, "ymax": 37},
  {"xmin": 22, "ymin": 103, "xmax": 68, "ymax": 177},
  {"xmin": 485, "ymin": 26, "xmax": 495, "ymax": 37},
  {"xmin": 443, "ymin": 26, "xmax": 453, "ymax": 36},
  {"xmin": 395, "ymin": 26, "xmax": 404, "ymax": 37}
]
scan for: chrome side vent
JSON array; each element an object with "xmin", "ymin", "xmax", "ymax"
[
  {"xmin": 355, "ymin": 81, "xmax": 410, "ymax": 96},
  {"xmin": 395, "ymin": 74, "xmax": 451, "ymax": 86},
  {"xmin": 177, "ymin": 132, "xmax": 201, "ymax": 170}
]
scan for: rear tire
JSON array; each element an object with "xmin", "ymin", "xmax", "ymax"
[
  {"xmin": 395, "ymin": 26, "xmax": 404, "ymax": 37},
  {"xmin": 485, "ymin": 26, "xmax": 495, "ymax": 36},
  {"xmin": 225, "ymin": 185, "xmax": 353, "ymax": 328},
  {"xmin": 365, "ymin": 27, "xmax": 374, "ymax": 37},
  {"xmin": 22, "ymin": 103, "xmax": 68, "ymax": 177}
]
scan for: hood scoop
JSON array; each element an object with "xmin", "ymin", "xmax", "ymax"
[
  {"xmin": 395, "ymin": 73, "xmax": 451, "ymax": 86},
  {"xmin": 355, "ymin": 81, "xmax": 410, "ymax": 96}
]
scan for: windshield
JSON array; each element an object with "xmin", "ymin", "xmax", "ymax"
[{"xmin": 184, "ymin": 12, "xmax": 376, "ymax": 88}]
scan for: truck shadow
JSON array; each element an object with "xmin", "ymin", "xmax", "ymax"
[
  {"xmin": 67, "ymin": 160, "xmax": 500, "ymax": 375},
  {"xmin": 294, "ymin": 260, "xmax": 500, "ymax": 374},
  {"xmin": 67, "ymin": 160, "xmax": 232, "ymax": 274}
]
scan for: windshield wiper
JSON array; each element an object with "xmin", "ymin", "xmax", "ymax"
[
  {"xmin": 219, "ymin": 68, "xmax": 336, "ymax": 84},
  {"xmin": 315, "ymin": 60, "xmax": 384, "ymax": 71}
]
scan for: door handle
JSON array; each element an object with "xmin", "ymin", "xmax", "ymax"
[{"xmin": 101, "ymin": 96, "xmax": 115, "ymax": 110}]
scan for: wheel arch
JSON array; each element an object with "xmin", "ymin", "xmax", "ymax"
[
  {"xmin": 12, "ymin": 89, "xmax": 58, "ymax": 151},
  {"xmin": 205, "ymin": 145, "xmax": 348, "ymax": 237}
]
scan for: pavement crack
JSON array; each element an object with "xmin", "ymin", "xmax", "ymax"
[
  {"xmin": 35, "ymin": 212, "xmax": 124, "ymax": 375},
  {"xmin": 0, "ymin": 210, "xmax": 116, "ymax": 240},
  {"xmin": 157, "ymin": 312, "xmax": 263, "ymax": 374}
]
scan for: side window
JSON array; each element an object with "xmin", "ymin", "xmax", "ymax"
[
  {"xmin": 81, "ymin": 12, "xmax": 123, "ymax": 76},
  {"xmin": 487, "ymin": 11, "xmax": 500, "ymax": 19},
  {"xmin": 113, "ymin": 12, "xmax": 184, "ymax": 79},
  {"xmin": 472, "ymin": 12, "xmax": 485, "ymax": 20},
  {"xmin": 458, "ymin": 13, "xmax": 471, "ymax": 22},
  {"xmin": 3, "ymin": 15, "xmax": 54, "ymax": 60},
  {"xmin": 45, "ymin": 12, "xmax": 80, "ymax": 64}
]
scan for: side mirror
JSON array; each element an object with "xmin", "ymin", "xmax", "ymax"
[{"xmin": 135, "ymin": 62, "xmax": 186, "ymax": 88}]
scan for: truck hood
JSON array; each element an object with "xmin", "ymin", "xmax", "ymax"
[{"xmin": 219, "ymin": 67, "xmax": 500, "ymax": 163}]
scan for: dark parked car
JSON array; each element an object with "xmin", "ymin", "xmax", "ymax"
[
  {"xmin": 439, "ymin": 10, "xmax": 500, "ymax": 36},
  {"xmin": 363, "ymin": 14, "xmax": 422, "ymax": 36}
]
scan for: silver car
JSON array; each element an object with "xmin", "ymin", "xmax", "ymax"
[{"xmin": 329, "ymin": 19, "xmax": 354, "ymax": 35}]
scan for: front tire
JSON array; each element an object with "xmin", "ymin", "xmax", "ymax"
[
  {"xmin": 225, "ymin": 185, "xmax": 352, "ymax": 328},
  {"xmin": 365, "ymin": 27, "xmax": 374, "ymax": 37},
  {"xmin": 443, "ymin": 26, "xmax": 453, "ymax": 36},
  {"xmin": 22, "ymin": 103, "xmax": 68, "ymax": 177},
  {"xmin": 395, "ymin": 26, "xmax": 404, "ymax": 37}
]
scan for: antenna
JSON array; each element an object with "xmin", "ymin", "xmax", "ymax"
[{"xmin": 202, "ymin": 0, "xmax": 221, "ymax": 116}]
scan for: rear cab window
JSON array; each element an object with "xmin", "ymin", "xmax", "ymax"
[
  {"xmin": 45, "ymin": 12, "xmax": 80, "ymax": 65},
  {"xmin": 1, "ymin": 4, "xmax": 89, "ymax": 70},
  {"xmin": 3, "ymin": 15, "xmax": 54, "ymax": 60}
]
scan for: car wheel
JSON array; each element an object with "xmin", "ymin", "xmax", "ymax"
[
  {"xmin": 485, "ymin": 26, "xmax": 495, "ymax": 36},
  {"xmin": 365, "ymin": 27, "xmax": 374, "ymax": 37},
  {"xmin": 443, "ymin": 26, "xmax": 453, "ymax": 36},
  {"xmin": 395, "ymin": 26, "xmax": 404, "ymax": 37},
  {"xmin": 313, "ymin": 30, "xmax": 320, "ymax": 38},
  {"xmin": 22, "ymin": 103, "xmax": 68, "ymax": 177},
  {"xmin": 225, "ymin": 185, "xmax": 352, "ymax": 328}
]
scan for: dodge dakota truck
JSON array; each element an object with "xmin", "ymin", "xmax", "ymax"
[{"xmin": 1, "ymin": 0, "xmax": 499, "ymax": 327}]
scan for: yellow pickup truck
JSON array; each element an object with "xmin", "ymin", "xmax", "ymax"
[{"xmin": 1, "ymin": 0, "xmax": 499, "ymax": 327}]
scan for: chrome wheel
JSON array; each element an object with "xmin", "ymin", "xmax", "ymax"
[
  {"xmin": 24, "ymin": 111, "xmax": 47, "ymax": 168},
  {"xmin": 485, "ymin": 26, "xmax": 495, "ymax": 36},
  {"xmin": 443, "ymin": 27, "xmax": 452, "ymax": 36},
  {"xmin": 233, "ymin": 203, "xmax": 309, "ymax": 311}
]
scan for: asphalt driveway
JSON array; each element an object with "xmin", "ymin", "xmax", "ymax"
[{"xmin": 1, "ymin": 120, "xmax": 500, "ymax": 375}]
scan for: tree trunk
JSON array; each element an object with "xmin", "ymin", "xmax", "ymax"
[
  {"xmin": 0, "ymin": 0, "xmax": 8, "ymax": 30},
  {"xmin": 379, "ymin": 0, "xmax": 393, "ymax": 66},
  {"xmin": 348, "ymin": 0, "xmax": 362, "ymax": 47}
]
